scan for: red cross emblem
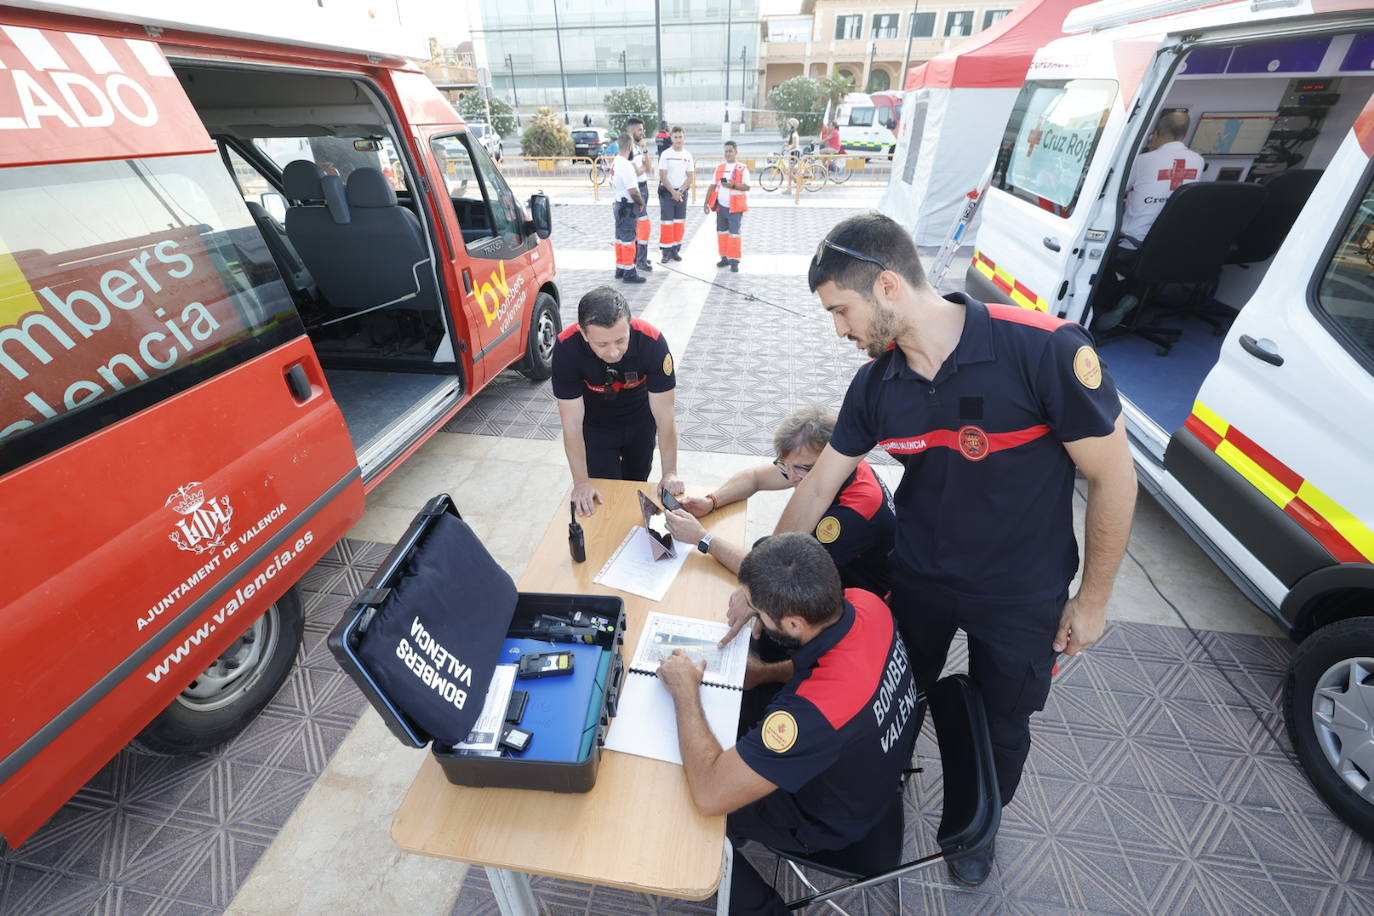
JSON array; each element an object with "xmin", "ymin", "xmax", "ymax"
[
  {"xmin": 1157, "ymin": 158, "xmax": 1198, "ymax": 190},
  {"xmin": 1026, "ymin": 123, "xmax": 1044, "ymax": 157}
]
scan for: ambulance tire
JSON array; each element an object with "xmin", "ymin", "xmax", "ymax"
[
  {"xmin": 518, "ymin": 293, "xmax": 561, "ymax": 381},
  {"xmin": 1283, "ymin": 616, "xmax": 1374, "ymax": 842},
  {"xmin": 130, "ymin": 589, "xmax": 304, "ymax": 756}
]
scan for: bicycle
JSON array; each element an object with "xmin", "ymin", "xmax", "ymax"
[
  {"xmin": 588, "ymin": 154, "xmax": 612, "ymax": 186},
  {"xmin": 757, "ymin": 152, "xmax": 826, "ymax": 193},
  {"xmin": 800, "ymin": 143, "xmax": 851, "ymax": 186}
]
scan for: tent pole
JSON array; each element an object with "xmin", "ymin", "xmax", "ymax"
[{"xmin": 900, "ymin": 0, "xmax": 920, "ymax": 90}]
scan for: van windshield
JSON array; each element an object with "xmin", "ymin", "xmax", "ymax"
[
  {"xmin": 847, "ymin": 107, "xmax": 876, "ymax": 127},
  {"xmin": 993, "ymin": 79, "xmax": 1117, "ymax": 218}
]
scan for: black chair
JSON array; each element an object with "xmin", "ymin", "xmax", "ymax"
[
  {"xmin": 761, "ymin": 674, "xmax": 1000, "ymax": 912},
  {"xmin": 1098, "ymin": 181, "xmax": 1267, "ymax": 355},
  {"xmin": 1226, "ymin": 169, "xmax": 1323, "ymax": 266}
]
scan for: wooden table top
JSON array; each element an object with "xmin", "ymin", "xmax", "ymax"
[{"xmin": 391, "ymin": 480, "xmax": 746, "ymax": 900}]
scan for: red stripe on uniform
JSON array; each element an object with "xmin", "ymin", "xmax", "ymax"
[
  {"xmin": 796, "ymin": 590, "xmax": 894, "ymax": 730},
  {"xmin": 838, "ymin": 460, "xmax": 884, "ymax": 521},
  {"xmin": 1285, "ymin": 497, "xmax": 1367, "ymax": 563},
  {"xmin": 630, "ymin": 317, "xmax": 662, "ymax": 339},
  {"xmin": 1223, "ymin": 426, "xmax": 1305, "ymax": 495},
  {"xmin": 1184, "ymin": 414, "xmax": 1224, "ymax": 451},
  {"xmin": 986, "ymin": 302, "xmax": 1066, "ymax": 332},
  {"xmin": 878, "ymin": 425, "xmax": 1050, "ymax": 455},
  {"xmin": 558, "ymin": 323, "xmax": 581, "ymax": 342}
]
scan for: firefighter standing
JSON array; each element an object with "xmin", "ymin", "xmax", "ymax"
[
  {"xmin": 657, "ymin": 126, "xmax": 694, "ymax": 263},
  {"xmin": 705, "ymin": 140, "xmax": 750, "ymax": 272},
  {"xmin": 609, "ymin": 133, "xmax": 646, "ymax": 284}
]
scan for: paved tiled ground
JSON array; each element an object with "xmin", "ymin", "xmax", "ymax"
[{"xmin": 0, "ymin": 539, "xmax": 386, "ymax": 916}]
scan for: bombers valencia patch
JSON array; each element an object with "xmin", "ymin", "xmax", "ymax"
[
  {"xmin": 663, "ymin": 353, "xmax": 674, "ymax": 376},
  {"xmin": 1074, "ymin": 345, "xmax": 1102, "ymax": 390},
  {"xmin": 815, "ymin": 516, "xmax": 842, "ymax": 544},
  {"xmin": 761, "ymin": 710, "xmax": 798, "ymax": 753}
]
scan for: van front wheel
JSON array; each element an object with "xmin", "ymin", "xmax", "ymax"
[
  {"xmin": 1284, "ymin": 616, "xmax": 1374, "ymax": 842},
  {"xmin": 518, "ymin": 293, "xmax": 561, "ymax": 381},
  {"xmin": 131, "ymin": 589, "xmax": 304, "ymax": 755}
]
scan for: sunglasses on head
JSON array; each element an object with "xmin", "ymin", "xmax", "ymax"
[{"xmin": 812, "ymin": 238, "xmax": 891, "ymax": 275}]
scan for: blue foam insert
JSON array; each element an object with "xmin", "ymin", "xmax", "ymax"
[{"xmin": 499, "ymin": 639, "xmax": 606, "ymax": 763}]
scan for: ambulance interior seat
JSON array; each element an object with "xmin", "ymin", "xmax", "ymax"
[
  {"xmin": 244, "ymin": 200, "xmax": 317, "ymax": 306},
  {"xmin": 758, "ymin": 674, "xmax": 1000, "ymax": 912},
  {"xmin": 1104, "ymin": 181, "xmax": 1267, "ymax": 356},
  {"xmin": 1225, "ymin": 169, "xmax": 1323, "ymax": 267}
]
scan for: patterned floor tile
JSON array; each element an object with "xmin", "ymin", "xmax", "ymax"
[{"xmin": 0, "ymin": 538, "xmax": 384, "ymax": 916}]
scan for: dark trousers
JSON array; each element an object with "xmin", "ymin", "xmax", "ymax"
[
  {"xmin": 889, "ymin": 565, "xmax": 1066, "ymax": 806},
  {"xmin": 636, "ymin": 181, "xmax": 651, "ymax": 262},
  {"xmin": 714, "ymin": 206, "xmax": 742, "ymax": 262},
  {"xmin": 583, "ymin": 413, "xmax": 655, "ymax": 481},
  {"xmin": 657, "ymin": 188, "xmax": 687, "ymax": 254},
  {"xmin": 613, "ymin": 201, "xmax": 638, "ymax": 275},
  {"xmin": 725, "ymin": 803, "xmax": 806, "ymax": 916}
]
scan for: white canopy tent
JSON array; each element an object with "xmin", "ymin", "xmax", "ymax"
[{"xmin": 881, "ymin": 0, "xmax": 1082, "ymax": 246}]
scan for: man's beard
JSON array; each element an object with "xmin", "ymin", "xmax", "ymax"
[
  {"xmin": 762, "ymin": 625, "xmax": 803, "ymax": 652},
  {"xmin": 862, "ymin": 301, "xmax": 904, "ymax": 358}
]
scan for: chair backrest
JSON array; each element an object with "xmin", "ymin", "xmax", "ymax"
[
  {"xmin": 1228, "ymin": 169, "xmax": 1323, "ymax": 265},
  {"xmin": 283, "ymin": 160, "xmax": 361, "ymax": 310},
  {"xmin": 930, "ymin": 673, "xmax": 1001, "ymax": 860},
  {"xmin": 245, "ymin": 201, "xmax": 315, "ymax": 300},
  {"xmin": 1132, "ymin": 182, "xmax": 1267, "ymax": 284}
]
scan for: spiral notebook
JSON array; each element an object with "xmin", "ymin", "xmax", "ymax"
[{"xmin": 604, "ymin": 613, "xmax": 750, "ymax": 765}]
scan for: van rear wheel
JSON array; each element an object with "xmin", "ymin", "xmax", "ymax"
[
  {"xmin": 518, "ymin": 293, "xmax": 561, "ymax": 381},
  {"xmin": 1283, "ymin": 616, "xmax": 1374, "ymax": 842},
  {"xmin": 131, "ymin": 589, "xmax": 304, "ymax": 755}
]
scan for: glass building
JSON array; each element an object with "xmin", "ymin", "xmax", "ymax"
[{"xmin": 479, "ymin": 0, "xmax": 762, "ymax": 123}]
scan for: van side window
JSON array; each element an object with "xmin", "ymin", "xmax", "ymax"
[
  {"xmin": 1314, "ymin": 176, "xmax": 1374, "ymax": 366},
  {"xmin": 431, "ymin": 134, "xmax": 525, "ymax": 258},
  {"xmin": 0, "ymin": 154, "xmax": 300, "ymax": 469},
  {"xmin": 993, "ymin": 79, "xmax": 1118, "ymax": 218},
  {"xmin": 255, "ymin": 136, "xmax": 409, "ymax": 192}
]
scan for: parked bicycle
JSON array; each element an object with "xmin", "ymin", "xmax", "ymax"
[{"xmin": 757, "ymin": 151, "xmax": 826, "ymax": 193}]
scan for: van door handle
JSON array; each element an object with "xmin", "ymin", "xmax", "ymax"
[
  {"xmin": 1239, "ymin": 334, "xmax": 1284, "ymax": 367},
  {"xmin": 1043, "ymin": 236, "xmax": 1061, "ymax": 252},
  {"xmin": 285, "ymin": 363, "xmax": 313, "ymax": 401}
]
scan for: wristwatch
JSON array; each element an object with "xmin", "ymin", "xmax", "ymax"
[{"xmin": 697, "ymin": 533, "xmax": 714, "ymax": 555}]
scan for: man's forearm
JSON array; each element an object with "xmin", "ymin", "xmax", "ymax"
[
  {"xmin": 657, "ymin": 418, "xmax": 679, "ymax": 477},
  {"xmin": 673, "ymin": 687, "xmax": 725, "ymax": 809},
  {"xmin": 774, "ymin": 477, "xmax": 832, "ymax": 534},
  {"xmin": 704, "ymin": 536, "xmax": 746, "ymax": 575},
  {"xmin": 561, "ymin": 425, "xmax": 591, "ymax": 483},
  {"xmin": 1077, "ymin": 469, "xmax": 1136, "ymax": 606},
  {"xmin": 711, "ymin": 469, "xmax": 761, "ymax": 507}
]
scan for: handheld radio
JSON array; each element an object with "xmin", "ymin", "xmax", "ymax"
[{"xmin": 568, "ymin": 500, "xmax": 586, "ymax": 563}]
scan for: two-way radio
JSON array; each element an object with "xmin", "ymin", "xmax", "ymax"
[{"xmin": 568, "ymin": 500, "xmax": 586, "ymax": 563}]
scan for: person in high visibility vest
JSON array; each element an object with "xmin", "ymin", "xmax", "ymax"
[
  {"xmin": 704, "ymin": 141, "xmax": 750, "ymax": 272},
  {"xmin": 657, "ymin": 126, "xmax": 694, "ymax": 263},
  {"xmin": 626, "ymin": 117, "xmax": 655, "ymax": 273}
]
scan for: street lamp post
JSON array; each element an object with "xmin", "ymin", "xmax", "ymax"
[
  {"xmin": 899, "ymin": 0, "xmax": 921, "ymax": 91},
  {"xmin": 865, "ymin": 38, "xmax": 876, "ymax": 93},
  {"xmin": 552, "ymin": 0, "xmax": 571, "ymax": 125},
  {"xmin": 505, "ymin": 53, "xmax": 521, "ymax": 126},
  {"xmin": 619, "ymin": 50, "xmax": 627, "ymax": 87},
  {"xmin": 654, "ymin": 0, "xmax": 664, "ymax": 125},
  {"xmin": 739, "ymin": 46, "xmax": 746, "ymax": 126},
  {"xmin": 723, "ymin": 0, "xmax": 731, "ymax": 124}
]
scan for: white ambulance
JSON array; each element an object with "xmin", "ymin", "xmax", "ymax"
[{"xmin": 964, "ymin": 0, "xmax": 1374, "ymax": 840}]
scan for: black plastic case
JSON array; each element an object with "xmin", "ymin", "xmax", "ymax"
[{"xmin": 328, "ymin": 494, "xmax": 625, "ymax": 794}]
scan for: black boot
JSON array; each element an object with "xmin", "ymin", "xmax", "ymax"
[
  {"xmin": 621, "ymin": 270, "xmax": 646, "ymax": 284},
  {"xmin": 947, "ymin": 839, "xmax": 995, "ymax": 888},
  {"xmin": 717, "ymin": 256, "xmax": 730, "ymax": 268},
  {"xmin": 730, "ymin": 260, "xmax": 740, "ymax": 272}
]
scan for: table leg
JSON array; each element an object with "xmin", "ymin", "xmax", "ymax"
[
  {"xmin": 717, "ymin": 838, "xmax": 733, "ymax": 916},
  {"xmin": 485, "ymin": 867, "xmax": 539, "ymax": 916}
]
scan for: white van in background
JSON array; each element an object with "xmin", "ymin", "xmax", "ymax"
[
  {"xmin": 833, "ymin": 92, "xmax": 901, "ymax": 155},
  {"xmin": 965, "ymin": 0, "xmax": 1374, "ymax": 841}
]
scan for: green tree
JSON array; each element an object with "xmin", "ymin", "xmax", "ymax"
[
  {"xmin": 521, "ymin": 106, "xmax": 573, "ymax": 157},
  {"xmin": 603, "ymin": 85, "xmax": 658, "ymax": 136},
  {"xmin": 767, "ymin": 76, "xmax": 824, "ymax": 137},
  {"xmin": 819, "ymin": 72, "xmax": 856, "ymax": 124},
  {"xmin": 458, "ymin": 91, "xmax": 517, "ymax": 139}
]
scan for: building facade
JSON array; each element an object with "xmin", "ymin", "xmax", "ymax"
[
  {"xmin": 478, "ymin": 0, "xmax": 762, "ymax": 127},
  {"xmin": 762, "ymin": 0, "xmax": 1020, "ymax": 98}
]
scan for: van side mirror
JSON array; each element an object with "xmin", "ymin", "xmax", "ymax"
[
  {"xmin": 260, "ymin": 191, "xmax": 288, "ymax": 223},
  {"xmin": 527, "ymin": 193, "xmax": 552, "ymax": 239}
]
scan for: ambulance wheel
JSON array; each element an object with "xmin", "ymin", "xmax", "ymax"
[
  {"xmin": 518, "ymin": 293, "xmax": 561, "ymax": 381},
  {"xmin": 1283, "ymin": 616, "xmax": 1374, "ymax": 842},
  {"xmin": 130, "ymin": 589, "xmax": 304, "ymax": 756}
]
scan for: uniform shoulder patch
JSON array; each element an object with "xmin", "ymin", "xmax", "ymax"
[
  {"xmin": 663, "ymin": 353, "xmax": 674, "ymax": 376},
  {"xmin": 815, "ymin": 516, "xmax": 842, "ymax": 544},
  {"xmin": 1073, "ymin": 345, "xmax": 1102, "ymax": 390},
  {"xmin": 761, "ymin": 710, "xmax": 798, "ymax": 753}
]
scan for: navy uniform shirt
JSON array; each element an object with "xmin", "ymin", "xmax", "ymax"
[
  {"xmin": 816, "ymin": 460, "xmax": 895, "ymax": 597},
  {"xmin": 830, "ymin": 295, "xmax": 1121, "ymax": 601},
  {"xmin": 736, "ymin": 589, "xmax": 920, "ymax": 851},
  {"xmin": 551, "ymin": 318, "xmax": 675, "ymax": 426}
]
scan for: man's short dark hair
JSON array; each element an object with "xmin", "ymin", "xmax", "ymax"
[
  {"xmin": 1157, "ymin": 110, "xmax": 1190, "ymax": 141},
  {"xmin": 738, "ymin": 533, "xmax": 843, "ymax": 626},
  {"xmin": 618, "ymin": 132, "xmax": 632, "ymax": 152},
  {"xmin": 577, "ymin": 287, "xmax": 631, "ymax": 329},
  {"xmin": 807, "ymin": 211, "xmax": 927, "ymax": 295},
  {"xmin": 724, "ymin": 140, "xmax": 737, "ymax": 151},
  {"xmin": 671, "ymin": 125, "xmax": 684, "ymax": 134},
  {"xmin": 626, "ymin": 117, "xmax": 644, "ymax": 128}
]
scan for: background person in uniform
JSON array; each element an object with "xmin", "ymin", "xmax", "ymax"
[
  {"xmin": 657, "ymin": 534, "xmax": 920, "ymax": 916},
  {"xmin": 705, "ymin": 141, "xmax": 749, "ymax": 272},
  {"xmin": 609, "ymin": 134, "xmax": 645, "ymax": 284},
  {"xmin": 626, "ymin": 116, "xmax": 655, "ymax": 273},
  {"xmin": 552, "ymin": 287, "xmax": 683, "ymax": 515},
  {"xmin": 774, "ymin": 212, "xmax": 1138, "ymax": 887},
  {"xmin": 657, "ymin": 126, "xmax": 694, "ymax": 263},
  {"xmin": 655, "ymin": 119, "xmax": 672, "ymax": 153},
  {"xmin": 663, "ymin": 405, "xmax": 894, "ymax": 596},
  {"xmin": 1094, "ymin": 110, "xmax": 1205, "ymax": 330}
]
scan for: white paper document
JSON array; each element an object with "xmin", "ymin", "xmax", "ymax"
[
  {"xmin": 605, "ymin": 615, "xmax": 750, "ymax": 765},
  {"xmin": 452, "ymin": 664, "xmax": 516, "ymax": 754},
  {"xmin": 592, "ymin": 526, "xmax": 694, "ymax": 602}
]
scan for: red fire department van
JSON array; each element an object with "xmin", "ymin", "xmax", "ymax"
[{"xmin": 0, "ymin": 3, "xmax": 561, "ymax": 847}]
